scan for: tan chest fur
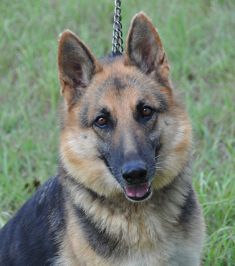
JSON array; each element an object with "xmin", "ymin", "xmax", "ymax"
[{"xmin": 54, "ymin": 179, "xmax": 203, "ymax": 266}]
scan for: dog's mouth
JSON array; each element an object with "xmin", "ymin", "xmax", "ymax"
[{"xmin": 123, "ymin": 182, "xmax": 152, "ymax": 202}]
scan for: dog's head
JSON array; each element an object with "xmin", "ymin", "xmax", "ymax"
[{"xmin": 58, "ymin": 13, "xmax": 192, "ymax": 202}]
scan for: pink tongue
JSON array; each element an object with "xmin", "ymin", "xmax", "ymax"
[{"xmin": 125, "ymin": 183, "xmax": 149, "ymax": 198}]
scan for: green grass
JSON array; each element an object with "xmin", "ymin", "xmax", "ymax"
[{"xmin": 0, "ymin": 0, "xmax": 234, "ymax": 264}]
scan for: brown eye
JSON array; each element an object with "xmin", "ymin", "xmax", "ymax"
[
  {"xmin": 95, "ymin": 116, "xmax": 108, "ymax": 127},
  {"xmin": 141, "ymin": 106, "xmax": 153, "ymax": 117}
]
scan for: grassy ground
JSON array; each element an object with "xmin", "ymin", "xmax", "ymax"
[{"xmin": 0, "ymin": 0, "xmax": 234, "ymax": 264}]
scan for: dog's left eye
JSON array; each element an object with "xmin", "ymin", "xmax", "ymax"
[
  {"xmin": 141, "ymin": 106, "xmax": 153, "ymax": 117},
  {"xmin": 139, "ymin": 106, "xmax": 154, "ymax": 118}
]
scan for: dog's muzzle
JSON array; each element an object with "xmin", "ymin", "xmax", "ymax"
[{"xmin": 121, "ymin": 160, "xmax": 152, "ymax": 202}]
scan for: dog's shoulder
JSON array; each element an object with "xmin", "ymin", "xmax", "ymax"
[{"xmin": 0, "ymin": 176, "xmax": 65, "ymax": 265}]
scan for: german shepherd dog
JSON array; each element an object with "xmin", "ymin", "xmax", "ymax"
[{"xmin": 0, "ymin": 12, "xmax": 205, "ymax": 265}]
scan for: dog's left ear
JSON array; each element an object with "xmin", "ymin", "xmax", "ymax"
[{"xmin": 125, "ymin": 12, "xmax": 170, "ymax": 83}]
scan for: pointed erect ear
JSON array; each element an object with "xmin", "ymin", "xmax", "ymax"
[
  {"xmin": 58, "ymin": 30, "xmax": 101, "ymax": 103},
  {"xmin": 125, "ymin": 12, "xmax": 170, "ymax": 83}
]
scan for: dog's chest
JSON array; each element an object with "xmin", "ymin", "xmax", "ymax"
[
  {"xmin": 113, "ymin": 249, "xmax": 170, "ymax": 266},
  {"xmin": 55, "ymin": 202, "xmax": 201, "ymax": 266},
  {"xmin": 57, "ymin": 206, "xmax": 174, "ymax": 266}
]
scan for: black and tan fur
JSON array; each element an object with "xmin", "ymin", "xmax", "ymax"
[{"xmin": 0, "ymin": 12, "xmax": 205, "ymax": 265}]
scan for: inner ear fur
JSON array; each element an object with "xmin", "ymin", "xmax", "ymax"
[
  {"xmin": 125, "ymin": 12, "xmax": 170, "ymax": 84},
  {"xmin": 58, "ymin": 30, "xmax": 101, "ymax": 103}
]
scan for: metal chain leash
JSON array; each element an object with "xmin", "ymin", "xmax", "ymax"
[{"xmin": 112, "ymin": 0, "xmax": 123, "ymax": 56}]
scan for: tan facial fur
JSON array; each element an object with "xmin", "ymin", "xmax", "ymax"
[{"xmin": 59, "ymin": 56, "xmax": 192, "ymax": 197}]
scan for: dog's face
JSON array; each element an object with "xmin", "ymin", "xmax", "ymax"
[{"xmin": 58, "ymin": 13, "xmax": 192, "ymax": 202}]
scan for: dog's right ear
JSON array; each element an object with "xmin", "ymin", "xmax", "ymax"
[{"xmin": 58, "ymin": 30, "xmax": 101, "ymax": 105}]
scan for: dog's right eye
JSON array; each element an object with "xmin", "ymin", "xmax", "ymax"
[{"xmin": 94, "ymin": 116, "xmax": 108, "ymax": 128}]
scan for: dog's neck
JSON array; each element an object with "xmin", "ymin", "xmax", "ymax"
[
  {"xmin": 58, "ymin": 160, "xmax": 193, "ymax": 223},
  {"xmin": 58, "ymin": 160, "xmax": 191, "ymax": 206},
  {"xmin": 57, "ymin": 162, "xmax": 194, "ymax": 258}
]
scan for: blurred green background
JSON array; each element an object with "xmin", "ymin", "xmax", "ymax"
[{"xmin": 0, "ymin": 0, "xmax": 234, "ymax": 264}]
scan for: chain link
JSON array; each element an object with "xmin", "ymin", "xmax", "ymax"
[{"xmin": 112, "ymin": 0, "xmax": 123, "ymax": 55}]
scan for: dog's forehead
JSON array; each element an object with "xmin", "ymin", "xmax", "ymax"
[
  {"xmin": 79, "ymin": 60, "xmax": 171, "ymax": 118},
  {"xmin": 91, "ymin": 61, "xmax": 158, "ymax": 100}
]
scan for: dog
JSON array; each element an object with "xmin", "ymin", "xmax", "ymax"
[{"xmin": 0, "ymin": 12, "xmax": 205, "ymax": 266}]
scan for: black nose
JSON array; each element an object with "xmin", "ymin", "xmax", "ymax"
[{"xmin": 122, "ymin": 161, "xmax": 147, "ymax": 184}]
